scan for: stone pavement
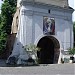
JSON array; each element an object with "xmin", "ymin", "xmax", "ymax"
[
  {"xmin": 0, "ymin": 59, "xmax": 75, "ymax": 75},
  {"xmin": 0, "ymin": 59, "xmax": 7, "ymax": 67}
]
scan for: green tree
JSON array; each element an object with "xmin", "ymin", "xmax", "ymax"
[
  {"xmin": 0, "ymin": 14, "xmax": 1, "ymax": 24},
  {"xmin": 1, "ymin": 0, "xmax": 17, "ymax": 34},
  {"xmin": 0, "ymin": 0, "xmax": 17, "ymax": 54},
  {"xmin": 73, "ymin": 22, "xmax": 75, "ymax": 46},
  {"xmin": 73, "ymin": 22, "xmax": 75, "ymax": 33}
]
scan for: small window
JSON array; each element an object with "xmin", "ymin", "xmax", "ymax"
[{"xmin": 48, "ymin": 10, "xmax": 50, "ymax": 13}]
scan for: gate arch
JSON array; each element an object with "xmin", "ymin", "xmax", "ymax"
[{"xmin": 35, "ymin": 35, "xmax": 60, "ymax": 64}]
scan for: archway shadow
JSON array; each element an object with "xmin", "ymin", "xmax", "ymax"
[{"xmin": 37, "ymin": 36, "xmax": 60, "ymax": 64}]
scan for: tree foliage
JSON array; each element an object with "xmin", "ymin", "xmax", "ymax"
[
  {"xmin": 0, "ymin": 0, "xmax": 17, "ymax": 52},
  {"xmin": 68, "ymin": 47, "xmax": 75, "ymax": 55},
  {"xmin": 73, "ymin": 22, "xmax": 75, "ymax": 34},
  {"xmin": 73, "ymin": 22, "xmax": 75, "ymax": 46},
  {"xmin": 1, "ymin": 0, "xmax": 17, "ymax": 34}
]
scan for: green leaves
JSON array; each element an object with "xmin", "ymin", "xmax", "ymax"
[
  {"xmin": 0, "ymin": 0, "xmax": 16, "ymax": 52},
  {"xmin": 73, "ymin": 22, "xmax": 75, "ymax": 34},
  {"xmin": 1, "ymin": 0, "xmax": 17, "ymax": 34},
  {"xmin": 68, "ymin": 47, "xmax": 75, "ymax": 55},
  {"xmin": 24, "ymin": 44, "xmax": 41, "ymax": 52}
]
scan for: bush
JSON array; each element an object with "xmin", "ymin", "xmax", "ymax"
[{"xmin": 68, "ymin": 47, "xmax": 75, "ymax": 55}]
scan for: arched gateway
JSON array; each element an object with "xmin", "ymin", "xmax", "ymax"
[{"xmin": 36, "ymin": 36, "xmax": 60, "ymax": 64}]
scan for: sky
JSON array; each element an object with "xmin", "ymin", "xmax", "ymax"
[
  {"xmin": 0, "ymin": 0, "xmax": 75, "ymax": 21},
  {"xmin": 0, "ymin": 0, "xmax": 3, "ymax": 13},
  {"xmin": 68, "ymin": 0, "xmax": 75, "ymax": 22}
]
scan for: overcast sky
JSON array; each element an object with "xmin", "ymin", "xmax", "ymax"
[
  {"xmin": 68, "ymin": 0, "xmax": 75, "ymax": 9},
  {"xmin": 0, "ymin": 0, "xmax": 3, "ymax": 13},
  {"xmin": 68, "ymin": 0, "xmax": 75, "ymax": 22},
  {"xmin": 0, "ymin": 0, "xmax": 2, "ymax": 7}
]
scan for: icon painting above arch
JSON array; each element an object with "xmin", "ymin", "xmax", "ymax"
[{"xmin": 43, "ymin": 17, "xmax": 55, "ymax": 35}]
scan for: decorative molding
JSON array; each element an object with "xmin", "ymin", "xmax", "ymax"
[
  {"xmin": 20, "ymin": 0, "xmax": 74, "ymax": 13},
  {"xmin": 21, "ymin": 9, "xmax": 72, "ymax": 21}
]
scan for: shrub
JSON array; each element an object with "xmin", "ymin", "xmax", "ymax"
[{"xmin": 68, "ymin": 47, "xmax": 75, "ymax": 55}]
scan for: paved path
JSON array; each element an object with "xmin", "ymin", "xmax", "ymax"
[
  {"xmin": 0, "ymin": 59, "xmax": 7, "ymax": 67},
  {"xmin": 0, "ymin": 63, "xmax": 74, "ymax": 75}
]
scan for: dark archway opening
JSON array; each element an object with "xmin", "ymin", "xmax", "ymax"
[
  {"xmin": 37, "ymin": 36, "xmax": 55, "ymax": 64},
  {"xmin": 37, "ymin": 36, "xmax": 60, "ymax": 64}
]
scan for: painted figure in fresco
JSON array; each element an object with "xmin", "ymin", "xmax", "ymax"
[{"xmin": 43, "ymin": 17, "xmax": 55, "ymax": 35}]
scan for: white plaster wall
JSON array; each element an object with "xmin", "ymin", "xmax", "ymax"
[
  {"xmin": 23, "ymin": 5, "xmax": 73, "ymax": 50},
  {"xmin": 55, "ymin": 18, "xmax": 71, "ymax": 50},
  {"xmin": 55, "ymin": 18, "xmax": 65, "ymax": 42},
  {"xmin": 23, "ymin": 6, "xmax": 48, "ymax": 13},
  {"xmin": 26, "ymin": 15, "xmax": 33, "ymax": 45},
  {"xmin": 33, "ymin": 15, "xmax": 43, "ymax": 42},
  {"xmin": 24, "ymin": 5, "xmax": 72, "ymax": 21},
  {"xmin": 70, "ymin": 22, "xmax": 74, "ymax": 48}
]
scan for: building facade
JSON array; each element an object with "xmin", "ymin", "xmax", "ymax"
[{"xmin": 7, "ymin": 0, "xmax": 74, "ymax": 64}]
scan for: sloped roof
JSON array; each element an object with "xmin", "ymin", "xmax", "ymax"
[{"xmin": 22, "ymin": 0, "xmax": 68, "ymax": 7}]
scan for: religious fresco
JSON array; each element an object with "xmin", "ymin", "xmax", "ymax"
[{"xmin": 43, "ymin": 17, "xmax": 55, "ymax": 35}]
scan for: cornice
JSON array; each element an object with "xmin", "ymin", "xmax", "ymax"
[{"xmin": 20, "ymin": 0, "xmax": 74, "ymax": 13}]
